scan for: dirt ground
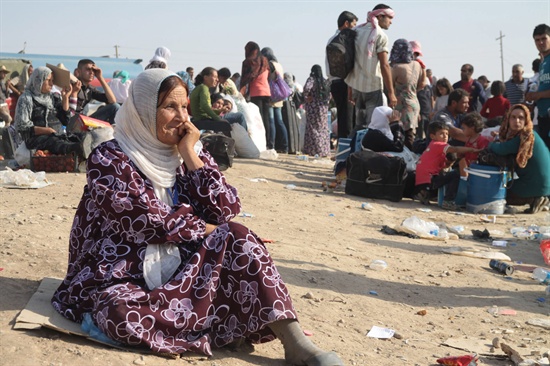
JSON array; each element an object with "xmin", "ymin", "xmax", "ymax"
[{"xmin": 1, "ymin": 155, "xmax": 549, "ymax": 366}]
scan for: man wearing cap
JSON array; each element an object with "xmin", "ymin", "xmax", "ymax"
[
  {"xmin": 0, "ymin": 65, "xmax": 15, "ymax": 125},
  {"xmin": 345, "ymin": 3, "xmax": 396, "ymax": 133},
  {"xmin": 477, "ymin": 75, "xmax": 491, "ymax": 97},
  {"xmin": 504, "ymin": 64, "xmax": 530, "ymax": 105},
  {"xmin": 71, "ymin": 59, "xmax": 119, "ymax": 124},
  {"xmin": 452, "ymin": 64, "xmax": 486, "ymax": 112},
  {"xmin": 326, "ymin": 11, "xmax": 358, "ymax": 139}
]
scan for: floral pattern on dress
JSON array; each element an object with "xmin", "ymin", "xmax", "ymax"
[
  {"xmin": 303, "ymin": 77, "xmax": 331, "ymax": 157},
  {"xmin": 51, "ymin": 140, "xmax": 297, "ymax": 356}
]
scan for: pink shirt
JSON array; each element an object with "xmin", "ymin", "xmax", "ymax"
[
  {"xmin": 249, "ymin": 69, "xmax": 270, "ymax": 97},
  {"xmin": 415, "ymin": 141, "xmax": 449, "ymax": 185}
]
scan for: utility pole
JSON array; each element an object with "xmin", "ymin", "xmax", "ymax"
[
  {"xmin": 114, "ymin": 45, "xmax": 120, "ymax": 58},
  {"xmin": 496, "ymin": 31, "xmax": 505, "ymax": 81}
]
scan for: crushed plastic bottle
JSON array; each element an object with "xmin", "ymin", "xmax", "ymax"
[
  {"xmin": 532, "ymin": 267, "xmax": 550, "ymax": 285},
  {"xmin": 370, "ymin": 260, "xmax": 388, "ymax": 271}
]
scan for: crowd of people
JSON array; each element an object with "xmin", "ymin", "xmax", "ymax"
[
  {"xmin": 1, "ymin": 3, "xmax": 550, "ymax": 364},
  {"xmin": 328, "ymin": 5, "xmax": 550, "ymax": 215}
]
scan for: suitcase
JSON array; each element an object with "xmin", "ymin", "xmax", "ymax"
[
  {"xmin": 345, "ymin": 149, "xmax": 407, "ymax": 202},
  {"xmin": 282, "ymin": 100, "xmax": 300, "ymax": 154}
]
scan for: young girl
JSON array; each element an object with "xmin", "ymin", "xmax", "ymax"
[
  {"xmin": 480, "ymin": 81, "xmax": 510, "ymax": 119},
  {"xmin": 458, "ymin": 112, "xmax": 490, "ymax": 178},
  {"xmin": 433, "ymin": 78, "xmax": 453, "ymax": 116}
]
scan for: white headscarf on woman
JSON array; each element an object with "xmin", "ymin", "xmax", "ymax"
[
  {"xmin": 149, "ymin": 46, "xmax": 171, "ymax": 64},
  {"xmin": 369, "ymin": 106, "xmax": 394, "ymax": 141},
  {"xmin": 114, "ymin": 69, "xmax": 183, "ymax": 290}
]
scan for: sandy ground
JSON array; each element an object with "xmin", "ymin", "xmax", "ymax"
[{"xmin": 1, "ymin": 155, "xmax": 549, "ymax": 366}]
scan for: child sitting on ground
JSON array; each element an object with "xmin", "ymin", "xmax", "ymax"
[
  {"xmin": 415, "ymin": 121, "xmax": 481, "ymax": 210},
  {"xmin": 458, "ymin": 112, "xmax": 490, "ymax": 178}
]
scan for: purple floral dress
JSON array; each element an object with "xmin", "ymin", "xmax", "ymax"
[
  {"xmin": 303, "ymin": 77, "xmax": 331, "ymax": 157},
  {"xmin": 51, "ymin": 140, "xmax": 297, "ymax": 356}
]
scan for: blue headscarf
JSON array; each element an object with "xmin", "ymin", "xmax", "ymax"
[{"xmin": 176, "ymin": 71, "xmax": 195, "ymax": 93}]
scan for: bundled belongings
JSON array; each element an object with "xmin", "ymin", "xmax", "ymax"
[{"xmin": 345, "ymin": 149, "xmax": 407, "ymax": 202}]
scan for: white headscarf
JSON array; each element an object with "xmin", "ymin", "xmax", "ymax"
[
  {"xmin": 114, "ymin": 69, "xmax": 183, "ymax": 290},
  {"xmin": 369, "ymin": 106, "xmax": 394, "ymax": 141},
  {"xmin": 149, "ymin": 46, "xmax": 171, "ymax": 65}
]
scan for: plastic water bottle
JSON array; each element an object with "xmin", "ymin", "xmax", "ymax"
[
  {"xmin": 370, "ymin": 260, "xmax": 388, "ymax": 271},
  {"xmin": 532, "ymin": 268, "xmax": 550, "ymax": 284}
]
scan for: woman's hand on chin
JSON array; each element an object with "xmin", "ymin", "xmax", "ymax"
[{"xmin": 177, "ymin": 121, "xmax": 204, "ymax": 170}]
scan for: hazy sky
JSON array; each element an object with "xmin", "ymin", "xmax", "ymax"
[{"xmin": 1, "ymin": 0, "xmax": 549, "ymax": 86}]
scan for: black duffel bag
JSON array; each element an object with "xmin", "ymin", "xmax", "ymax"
[
  {"xmin": 200, "ymin": 132, "xmax": 235, "ymax": 171},
  {"xmin": 345, "ymin": 149, "xmax": 408, "ymax": 202}
]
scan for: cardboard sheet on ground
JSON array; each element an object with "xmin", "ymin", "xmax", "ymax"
[{"xmin": 14, "ymin": 277, "xmax": 125, "ymax": 350}]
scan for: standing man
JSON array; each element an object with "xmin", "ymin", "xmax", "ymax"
[
  {"xmin": 345, "ymin": 4, "xmax": 396, "ymax": 133},
  {"xmin": 326, "ymin": 10, "xmax": 358, "ymax": 139},
  {"xmin": 527, "ymin": 24, "xmax": 550, "ymax": 150},
  {"xmin": 72, "ymin": 59, "xmax": 119, "ymax": 124},
  {"xmin": 453, "ymin": 64, "xmax": 486, "ymax": 112},
  {"xmin": 186, "ymin": 67, "xmax": 195, "ymax": 82},
  {"xmin": 504, "ymin": 64, "xmax": 530, "ymax": 105}
]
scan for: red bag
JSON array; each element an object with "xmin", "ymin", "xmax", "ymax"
[
  {"xmin": 541, "ymin": 239, "xmax": 550, "ymax": 265},
  {"xmin": 436, "ymin": 354, "xmax": 478, "ymax": 366}
]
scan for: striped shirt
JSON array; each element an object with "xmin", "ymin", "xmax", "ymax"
[
  {"xmin": 345, "ymin": 23, "xmax": 389, "ymax": 93},
  {"xmin": 504, "ymin": 78, "xmax": 529, "ymax": 105}
]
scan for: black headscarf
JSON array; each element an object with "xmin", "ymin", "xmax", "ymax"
[{"xmin": 310, "ymin": 64, "xmax": 330, "ymax": 101}]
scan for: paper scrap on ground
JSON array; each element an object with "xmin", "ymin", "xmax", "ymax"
[
  {"xmin": 367, "ymin": 326, "xmax": 395, "ymax": 339},
  {"xmin": 441, "ymin": 247, "xmax": 511, "ymax": 261}
]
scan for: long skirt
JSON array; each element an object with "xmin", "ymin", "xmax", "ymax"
[{"xmin": 91, "ymin": 222, "xmax": 297, "ymax": 355}]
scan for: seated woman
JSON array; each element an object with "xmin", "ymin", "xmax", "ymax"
[
  {"xmin": 211, "ymin": 93, "xmax": 248, "ymax": 131},
  {"xmin": 489, "ymin": 104, "xmax": 550, "ymax": 213},
  {"xmin": 189, "ymin": 67, "xmax": 231, "ymax": 136},
  {"xmin": 51, "ymin": 69, "xmax": 343, "ymax": 366},
  {"xmin": 361, "ymin": 106, "xmax": 405, "ymax": 152},
  {"xmin": 14, "ymin": 66, "xmax": 89, "ymax": 157}
]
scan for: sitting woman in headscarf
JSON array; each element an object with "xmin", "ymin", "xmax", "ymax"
[
  {"xmin": 390, "ymin": 39, "xmax": 423, "ymax": 150},
  {"xmin": 14, "ymin": 66, "xmax": 89, "ymax": 157},
  {"xmin": 211, "ymin": 93, "xmax": 248, "ymax": 131},
  {"xmin": 361, "ymin": 106, "xmax": 404, "ymax": 152},
  {"xmin": 51, "ymin": 69, "xmax": 343, "ymax": 366},
  {"xmin": 145, "ymin": 46, "xmax": 171, "ymax": 70},
  {"xmin": 189, "ymin": 67, "xmax": 231, "ymax": 136},
  {"xmin": 303, "ymin": 64, "xmax": 331, "ymax": 157},
  {"xmin": 489, "ymin": 104, "xmax": 550, "ymax": 213}
]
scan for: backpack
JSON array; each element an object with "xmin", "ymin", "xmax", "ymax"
[
  {"xmin": 326, "ymin": 28, "xmax": 357, "ymax": 79},
  {"xmin": 345, "ymin": 149, "xmax": 407, "ymax": 202},
  {"xmin": 200, "ymin": 132, "xmax": 235, "ymax": 171}
]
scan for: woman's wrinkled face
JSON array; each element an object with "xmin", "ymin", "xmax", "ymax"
[
  {"xmin": 508, "ymin": 108, "xmax": 526, "ymax": 133},
  {"xmin": 41, "ymin": 73, "xmax": 53, "ymax": 93},
  {"xmin": 156, "ymin": 85, "xmax": 189, "ymax": 145}
]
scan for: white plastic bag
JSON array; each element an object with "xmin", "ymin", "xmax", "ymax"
[
  {"xmin": 231, "ymin": 124, "xmax": 260, "ymax": 158},
  {"xmin": 259, "ymin": 149, "xmax": 278, "ymax": 160},
  {"xmin": 401, "ymin": 216, "xmax": 439, "ymax": 237},
  {"xmin": 234, "ymin": 94, "xmax": 266, "ymax": 152},
  {"xmin": 14, "ymin": 141, "xmax": 31, "ymax": 167}
]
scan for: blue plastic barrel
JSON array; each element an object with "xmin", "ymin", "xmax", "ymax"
[{"xmin": 466, "ymin": 164, "xmax": 507, "ymax": 214}]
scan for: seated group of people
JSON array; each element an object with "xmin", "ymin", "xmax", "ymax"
[
  {"xmin": 8, "ymin": 59, "xmax": 121, "ymax": 161},
  {"xmin": 360, "ymin": 99, "xmax": 550, "ymax": 214}
]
